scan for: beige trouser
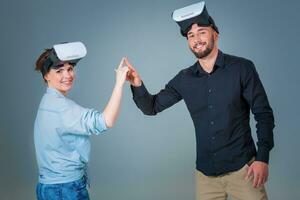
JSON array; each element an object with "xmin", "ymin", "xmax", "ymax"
[{"xmin": 195, "ymin": 164, "xmax": 268, "ymax": 200}]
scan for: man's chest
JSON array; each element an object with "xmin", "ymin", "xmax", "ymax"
[{"xmin": 179, "ymin": 69, "xmax": 243, "ymax": 114}]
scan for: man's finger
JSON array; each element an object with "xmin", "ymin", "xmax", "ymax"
[
  {"xmin": 257, "ymin": 176, "xmax": 264, "ymax": 188},
  {"xmin": 253, "ymin": 173, "xmax": 259, "ymax": 188},
  {"xmin": 126, "ymin": 63, "xmax": 135, "ymax": 72},
  {"xmin": 261, "ymin": 174, "xmax": 267, "ymax": 186},
  {"xmin": 126, "ymin": 73, "xmax": 133, "ymax": 81},
  {"xmin": 124, "ymin": 57, "xmax": 135, "ymax": 70},
  {"xmin": 245, "ymin": 166, "xmax": 252, "ymax": 180}
]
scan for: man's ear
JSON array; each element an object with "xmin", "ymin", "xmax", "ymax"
[{"xmin": 213, "ymin": 31, "xmax": 219, "ymax": 41}]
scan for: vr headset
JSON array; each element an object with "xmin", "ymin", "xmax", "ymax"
[
  {"xmin": 42, "ymin": 41, "xmax": 87, "ymax": 76},
  {"xmin": 172, "ymin": 1, "xmax": 219, "ymax": 36}
]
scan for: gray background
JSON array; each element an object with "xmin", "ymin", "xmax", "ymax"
[{"xmin": 0, "ymin": 0, "xmax": 299, "ymax": 199}]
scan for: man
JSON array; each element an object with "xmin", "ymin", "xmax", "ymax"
[{"xmin": 125, "ymin": 1, "xmax": 274, "ymax": 199}]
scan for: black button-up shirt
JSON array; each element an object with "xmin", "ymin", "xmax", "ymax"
[{"xmin": 131, "ymin": 50, "xmax": 274, "ymax": 176}]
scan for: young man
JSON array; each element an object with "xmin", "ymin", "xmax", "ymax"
[{"xmin": 125, "ymin": 2, "xmax": 274, "ymax": 199}]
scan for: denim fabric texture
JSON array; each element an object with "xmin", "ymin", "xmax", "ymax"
[{"xmin": 36, "ymin": 177, "xmax": 90, "ymax": 200}]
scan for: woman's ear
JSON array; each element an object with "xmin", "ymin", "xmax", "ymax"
[{"xmin": 44, "ymin": 73, "xmax": 49, "ymax": 82}]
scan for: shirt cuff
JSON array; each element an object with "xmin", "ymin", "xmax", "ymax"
[
  {"xmin": 93, "ymin": 112, "xmax": 108, "ymax": 135},
  {"xmin": 130, "ymin": 82, "xmax": 148, "ymax": 98},
  {"xmin": 99, "ymin": 113, "xmax": 108, "ymax": 131},
  {"xmin": 255, "ymin": 147, "xmax": 270, "ymax": 164}
]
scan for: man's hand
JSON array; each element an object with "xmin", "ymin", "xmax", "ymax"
[
  {"xmin": 245, "ymin": 161, "xmax": 269, "ymax": 188},
  {"xmin": 124, "ymin": 57, "xmax": 142, "ymax": 87}
]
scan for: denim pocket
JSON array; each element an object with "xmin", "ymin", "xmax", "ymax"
[
  {"xmin": 69, "ymin": 178, "xmax": 89, "ymax": 199},
  {"xmin": 71, "ymin": 177, "xmax": 86, "ymax": 191},
  {"xmin": 43, "ymin": 184, "xmax": 62, "ymax": 199}
]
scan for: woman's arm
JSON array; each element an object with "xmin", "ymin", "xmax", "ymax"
[{"xmin": 103, "ymin": 58, "xmax": 129, "ymax": 128}]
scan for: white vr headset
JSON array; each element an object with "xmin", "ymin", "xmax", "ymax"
[
  {"xmin": 43, "ymin": 41, "xmax": 87, "ymax": 71},
  {"xmin": 172, "ymin": 1, "xmax": 219, "ymax": 36},
  {"xmin": 172, "ymin": 1, "xmax": 206, "ymax": 22}
]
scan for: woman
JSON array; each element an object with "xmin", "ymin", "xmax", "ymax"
[{"xmin": 34, "ymin": 42, "xmax": 129, "ymax": 199}]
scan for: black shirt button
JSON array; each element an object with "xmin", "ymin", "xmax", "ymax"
[
  {"xmin": 208, "ymin": 89, "xmax": 212, "ymax": 93},
  {"xmin": 210, "ymin": 121, "xmax": 214, "ymax": 125}
]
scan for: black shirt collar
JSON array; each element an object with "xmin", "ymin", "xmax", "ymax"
[{"xmin": 192, "ymin": 50, "xmax": 225, "ymax": 75}]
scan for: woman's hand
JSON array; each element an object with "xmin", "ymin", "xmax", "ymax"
[
  {"xmin": 103, "ymin": 57, "xmax": 129, "ymax": 128},
  {"xmin": 115, "ymin": 57, "xmax": 129, "ymax": 87}
]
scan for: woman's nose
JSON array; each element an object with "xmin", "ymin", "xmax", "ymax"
[{"xmin": 63, "ymin": 70, "xmax": 72, "ymax": 78}]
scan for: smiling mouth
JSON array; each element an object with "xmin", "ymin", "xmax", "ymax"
[
  {"xmin": 194, "ymin": 43, "xmax": 206, "ymax": 50},
  {"xmin": 61, "ymin": 81, "xmax": 73, "ymax": 85}
]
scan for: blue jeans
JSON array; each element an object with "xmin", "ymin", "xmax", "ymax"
[{"xmin": 36, "ymin": 177, "xmax": 90, "ymax": 200}]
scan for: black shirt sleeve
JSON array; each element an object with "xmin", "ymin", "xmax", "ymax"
[
  {"xmin": 241, "ymin": 61, "xmax": 275, "ymax": 163},
  {"xmin": 130, "ymin": 73, "xmax": 183, "ymax": 116}
]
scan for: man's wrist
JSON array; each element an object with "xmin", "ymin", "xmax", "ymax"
[
  {"xmin": 130, "ymin": 81, "xmax": 148, "ymax": 98},
  {"xmin": 132, "ymin": 80, "xmax": 142, "ymax": 87},
  {"xmin": 255, "ymin": 147, "xmax": 270, "ymax": 164}
]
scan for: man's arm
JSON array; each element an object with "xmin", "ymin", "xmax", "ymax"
[
  {"xmin": 125, "ymin": 58, "xmax": 182, "ymax": 115},
  {"xmin": 242, "ymin": 60, "xmax": 275, "ymax": 188}
]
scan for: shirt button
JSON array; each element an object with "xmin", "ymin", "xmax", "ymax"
[
  {"xmin": 210, "ymin": 121, "xmax": 214, "ymax": 125},
  {"xmin": 208, "ymin": 89, "xmax": 212, "ymax": 93},
  {"xmin": 213, "ymin": 153, "xmax": 217, "ymax": 156},
  {"xmin": 209, "ymin": 105, "xmax": 213, "ymax": 109},
  {"xmin": 212, "ymin": 136, "xmax": 215, "ymax": 140}
]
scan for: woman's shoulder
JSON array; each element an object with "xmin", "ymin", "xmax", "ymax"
[{"xmin": 38, "ymin": 93, "xmax": 72, "ymax": 113}]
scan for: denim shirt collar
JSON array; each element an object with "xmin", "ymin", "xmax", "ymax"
[{"xmin": 46, "ymin": 87, "xmax": 66, "ymax": 98}]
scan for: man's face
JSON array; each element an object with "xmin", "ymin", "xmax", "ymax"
[{"xmin": 187, "ymin": 24, "xmax": 217, "ymax": 59}]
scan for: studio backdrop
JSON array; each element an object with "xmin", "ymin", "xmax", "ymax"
[{"xmin": 0, "ymin": 0, "xmax": 299, "ymax": 199}]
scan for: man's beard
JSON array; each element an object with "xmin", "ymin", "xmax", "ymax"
[{"xmin": 190, "ymin": 36, "xmax": 215, "ymax": 59}]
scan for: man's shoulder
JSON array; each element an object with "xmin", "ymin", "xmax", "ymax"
[
  {"xmin": 166, "ymin": 63, "xmax": 196, "ymax": 87},
  {"xmin": 223, "ymin": 52, "xmax": 253, "ymax": 65},
  {"xmin": 179, "ymin": 62, "xmax": 197, "ymax": 75},
  {"xmin": 222, "ymin": 52, "xmax": 255, "ymax": 72}
]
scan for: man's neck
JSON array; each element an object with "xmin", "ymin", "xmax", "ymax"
[{"xmin": 198, "ymin": 47, "xmax": 219, "ymax": 73}]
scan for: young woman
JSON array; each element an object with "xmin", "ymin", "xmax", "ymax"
[{"xmin": 34, "ymin": 43, "xmax": 129, "ymax": 200}]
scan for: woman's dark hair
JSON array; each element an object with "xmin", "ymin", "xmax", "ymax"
[{"xmin": 35, "ymin": 49, "xmax": 52, "ymax": 81}]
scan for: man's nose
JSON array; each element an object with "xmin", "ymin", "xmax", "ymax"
[{"xmin": 193, "ymin": 35, "xmax": 202, "ymax": 44}]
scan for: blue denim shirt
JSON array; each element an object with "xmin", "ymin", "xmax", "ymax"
[{"xmin": 34, "ymin": 88, "xmax": 107, "ymax": 184}]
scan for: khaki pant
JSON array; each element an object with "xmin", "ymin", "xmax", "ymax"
[{"xmin": 195, "ymin": 164, "xmax": 268, "ymax": 200}]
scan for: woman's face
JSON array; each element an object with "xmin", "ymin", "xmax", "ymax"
[{"xmin": 44, "ymin": 63, "xmax": 75, "ymax": 95}]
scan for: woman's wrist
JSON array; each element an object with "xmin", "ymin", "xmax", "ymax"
[{"xmin": 114, "ymin": 81, "xmax": 125, "ymax": 89}]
